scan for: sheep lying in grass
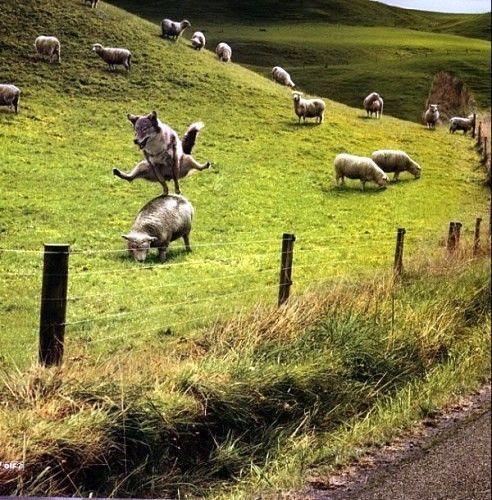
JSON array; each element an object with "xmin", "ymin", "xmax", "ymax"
[
  {"xmin": 161, "ymin": 19, "xmax": 191, "ymax": 40},
  {"xmin": 449, "ymin": 114, "xmax": 475, "ymax": 135},
  {"xmin": 92, "ymin": 43, "xmax": 132, "ymax": 71},
  {"xmin": 0, "ymin": 84, "xmax": 21, "ymax": 113},
  {"xmin": 34, "ymin": 36, "xmax": 61, "ymax": 63},
  {"xmin": 292, "ymin": 92, "xmax": 325, "ymax": 124},
  {"xmin": 216, "ymin": 42, "xmax": 232, "ymax": 62},
  {"xmin": 371, "ymin": 150, "xmax": 421, "ymax": 181},
  {"xmin": 424, "ymin": 104, "xmax": 439, "ymax": 129},
  {"xmin": 363, "ymin": 92, "xmax": 384, "ymax": 119},
  {"xmin": 272, "ymin": 66, "xmax": 295, "ymax": 88},
  {"xmin": 123, "ymin": 194, "xmax": 194, "ymax": 262},
  {"xmin": 334, "ymin": 153, "xmax": 388, "ymax": 190},
  {"xmin": 84, "ymin": 0, "xmax": 99, "ymax": 7},
  {"xmin": 191, "ymin": 31, "xmax": 206, "ymax": 50}
]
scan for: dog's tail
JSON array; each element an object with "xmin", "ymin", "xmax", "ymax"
[{"xmin": 182, "ymin": 121, "xmax": 204, "ymax": 155}]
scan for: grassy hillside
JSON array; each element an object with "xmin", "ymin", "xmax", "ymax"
[
  {"xmin": 110, "ymin": 0, "xmax": 491, "ymax": 40},
  {"xmin": 109, "ymin": 1, "xmax": 491, "ymax": 122},
  {"xmin": 0, "ymin": 0, "xmax": 490, "ymax": 496}
]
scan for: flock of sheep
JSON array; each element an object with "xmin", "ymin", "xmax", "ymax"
[{"xmin": 0, "ymin": 2, "xmax": 478, "ymax": 261}]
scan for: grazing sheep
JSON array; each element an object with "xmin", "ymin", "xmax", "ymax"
[
  {"xmin": 216, "ymin": 42, "xmax": 232, "ymax": 62},
  {"xmin": 334, "ymin": 153, "xmax": 388, "ymax": 190},
  {"xmin": 84, "ymin": 0, "xmax": 99, "ymax": 7},
  {"xmin": 449, "ymin": 114, "xmax": 475, "ymax": 135},
  {"xmin": 161, "ymin": 19, "xmax": 191, "ymax": 40},
  {"xmin": 191, "ymin": 31, "xmax": 206, "ymax": 50},
  {"xmin": 292, "ymin": 91, "xmax": 325, "ymax": 124},
  {"xmin": 272, "ymin": 66, "xmax": 295, "ymax": 88},
  {"xmin": 424, "ymin": 104, "xmax": 439, "ymax": 129},
  {"xmin": 0, "ymin": 84, "xmax": 21, "ymax": 113},
  {"xmin": 363, "ymin": 92, "xmax": 384, "ymax": 119},
  {"xmin": 371, "ymin": 150, "xmax": 421, "ymax": 181},
  {"xmin": 92, "ymin": 43, "xmax": 132, "ymax": 71},
  {"xmin": 123, "ymin": 194, "xmax": 194, "ymax": 262},
  {"xmin": 34, "ymin": 36, "xmax": 61, "ymax": 63}
]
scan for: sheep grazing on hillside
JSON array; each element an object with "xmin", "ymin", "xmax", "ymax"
[
  {"xmin": 84, "ymin": 0, "xmax": 99, "ymax": 8},
  {"xmin": 123, "ymin": 194, "xmax": 194, "ymax": 262},
  {"xmin": 449, "ymin": 114, "xmax": 475, "ymax": 135},
  {"xmin": 371, "ymin": 150, "xmax": 421, "ymax": 181},
  {"xmin": 292, "ymin": 92, "xmax": 325, "ymax": 124},
  {"xmin": 34, "ymin": 36, "xmax": 61, "ymax": 63},
  {"xmin": 272, "ymin": 66, "xmax": 295, "ymax": 88},
  {"xmin": 216, "ymin": 42, "xmax": 232, "ymax": 62},
  {"xmin": 334, "ymin": 153, "xmax": 388, "ymax": 191},
  {"xmin": 0, "ymin": 84, "xmax": 21, "ymax": 113},
  {"xmin": 424, "ymin": 104, "xmax": 439, "ymax": 129},
  {"xmin": 363, "ymin": 92, "xmax": 384, "ymax": 119},
  {"xmin": 191, "ymin": 31, "xmax": 206, "ymax": 50},
  {"xmin": 161, "ymin": 19, "xmax": 191, "ymax": 40},
  {"xmin": 92, "ymin": 43, "xmax": 132, "ymax": 71}
]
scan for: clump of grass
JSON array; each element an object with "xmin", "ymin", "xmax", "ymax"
[{"xmin": 0, "ymin": 252, "xmax": 489, "ymax": 497}]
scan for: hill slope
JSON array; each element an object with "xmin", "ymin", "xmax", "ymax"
[{"xmin": 0, "ymin": 0, "xmax": 488, "ymax": 364}]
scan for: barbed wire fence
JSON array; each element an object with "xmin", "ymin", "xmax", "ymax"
[{"xmin": 0, "ymin": 216, "xmax": 488, "ymax": 368}]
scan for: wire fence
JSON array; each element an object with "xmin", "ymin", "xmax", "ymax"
[{"xmin": 0, "ymin": 218, "xmax": 488, "ymax": 367}]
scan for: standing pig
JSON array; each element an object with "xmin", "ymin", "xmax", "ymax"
[{"xmin": 123, "ymin": 194, "xmax": 194, "ymax": 262}]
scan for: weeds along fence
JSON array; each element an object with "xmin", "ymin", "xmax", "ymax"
[{"xmin": 0, "ymin": 218, "xmax": 488, "ymax": 367}]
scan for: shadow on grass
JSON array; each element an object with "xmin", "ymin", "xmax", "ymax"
[
  {"xmin": 116, "ymin": 245, "xmax": 192, "ymax": 264},
  {"xmin": 282, "ymin": 120, "xmax": 323, "ymax": 130},
  {"xmin": 322, "ymin": 184, "xmax": 388, "ymax": 196}
]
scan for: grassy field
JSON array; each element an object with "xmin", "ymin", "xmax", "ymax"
[
  {"xmin": 0, "ymin": 0, "xmax": 490, "ymax": 496},
  {"xmin": 110, "ymin": 0, "xmax": 491, "ymax": 122}
]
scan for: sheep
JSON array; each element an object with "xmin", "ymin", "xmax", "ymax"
[
  {"xmin": 334, "ymin": 153, "xmax": 388, "ymax": 191},
  {"xmin": 371, "ymin": 150, "xmax": 421, "ymax": 181},
  {"xmin": 190, "ymin": 31, "xmax": 206, "ymax": 50},
  {"xmin": 363, "ymin": 92, "xmax": 384, "ymax": 119},
  {"xmin": 84, "ymin": 0, "xmax": 99, "ymax": 7},
  {"xmin": 292, "ymin": 91, "xmax": 325, "ymax": 124},
  {"xmin": 161, "ymin": 19, "xmax": 191, "ymax": 40},
  {"xmin": 0, "ymin": 84, "xmax": 21, "ymax": 113},
  {"xmin": 216, "ymin": 42, "xmax": 232, "ymax": 62},
  {"xmin": 122, "ymin": 194, "xmax": 194, "ymax": 262},
  {"xmin": 449, "ymin": 114, "xmax": 476, "ymax": 135},
  {"xmin": 424, "ymin": 104, "xmax": 439, "ymax": 129},
  {"xmin": 92, "ymin": 43, "xmax": 132, "ymax": 71},
  {"xmin": 34, "ymin": 36, "xmax": 61, "ymax": 63},
  {"xmin": 272, "ymin": 66, "xmax": 295, "ymax": 88}
]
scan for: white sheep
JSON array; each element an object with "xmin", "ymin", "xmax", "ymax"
[
  {"xmin": 92, "ymin": 43, "xmax": 132, "ymax": 71},
  {"xmin": 34, "ymin": 36, "xmax": 61, "ymax": 63},
  {"xmin": 216, "ymin": 42, "xmax": 232, "ymax": 62},
  {"xmin": 371, "ymin": 150, "xmax": 421, "ymax": 181},
  {"xmin": 363, "ymin": 92, "xmax": 384, "ymax": 119},
  {"xmin": 191, "ymin": 31, "xmax": 206, "ymax": 50},
  {"xmin": 424, "ymin": 104, "xmax": 439, "ymax": 129},
  {"xmin": 449, "ymin": 114, "xmax": 475, "ymax": 135},
  {"xmin": 292, "ymin": 91, "xmax": 325, "ymax": 124},
  {"xmin": 272, "ymin": 66, "xmax": 295, "ymax": 88},
  {"xmin": 84, "ymin": 0, "xmax": 99, "ymax": 7},
  {"xmin": 161, "ymin": 19, "xmax": 191, "ymax": 40},
  {"xmin": 0, "ymin": 84, "xmax": 21, "ymax": 113},
  {"xmin": 334, "ymin": 153, "xmax": 388, "ymax": 190}
]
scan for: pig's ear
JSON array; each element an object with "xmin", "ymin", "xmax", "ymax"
[{"xmin": 122, "ymin": 234, "xmax": 131, "ymax": 241}]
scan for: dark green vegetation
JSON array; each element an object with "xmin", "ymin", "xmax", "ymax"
[
  {"xmin": 0, "ymin": 0, "xmax": 490, "ymax": 496},
  {"xmin": 111, "ymin": 0, "xmax": 491, "ymax": 122},
  {"xmin": 1, "ymin": 258, "xmax": 490, "ymax": 497}
]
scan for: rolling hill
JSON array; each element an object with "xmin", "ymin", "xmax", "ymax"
[{"xmin": 0, "ymin": 0, "xmax": 490, "ymax": 496}]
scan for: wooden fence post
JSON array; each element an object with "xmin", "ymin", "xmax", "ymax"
[
  {"xmin": 39, "ymin": 244, "xmax": 70, "ymax": 366},
  {"xmin": 447, "ymin": 222, "xmax": 462, "ymax": 255},
  {"xmin": 473, "ymin": 217, "xmax": 482, "ymax": 256},
  {"xmin": 393, "ymin": 227, "xmax": 406, "ymax": 277},
  {"xmin": 278, "ymin": 233, "xmax": 295, "ymax": 307},
  {"xmin": 477, "ymin": 123, "xmax": 482, "ymax": 146},
  {"xmin": 483, "ymin": 137, "xmax": 488, "ymax": 162},
  {"xmin": 472, "ymin": 113, "xmax": 477, "ymax": 138}
]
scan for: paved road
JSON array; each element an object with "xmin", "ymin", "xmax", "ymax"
[{"xmin": 306, "ymin": 389, "xmax": 491, "ymax": 500}]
